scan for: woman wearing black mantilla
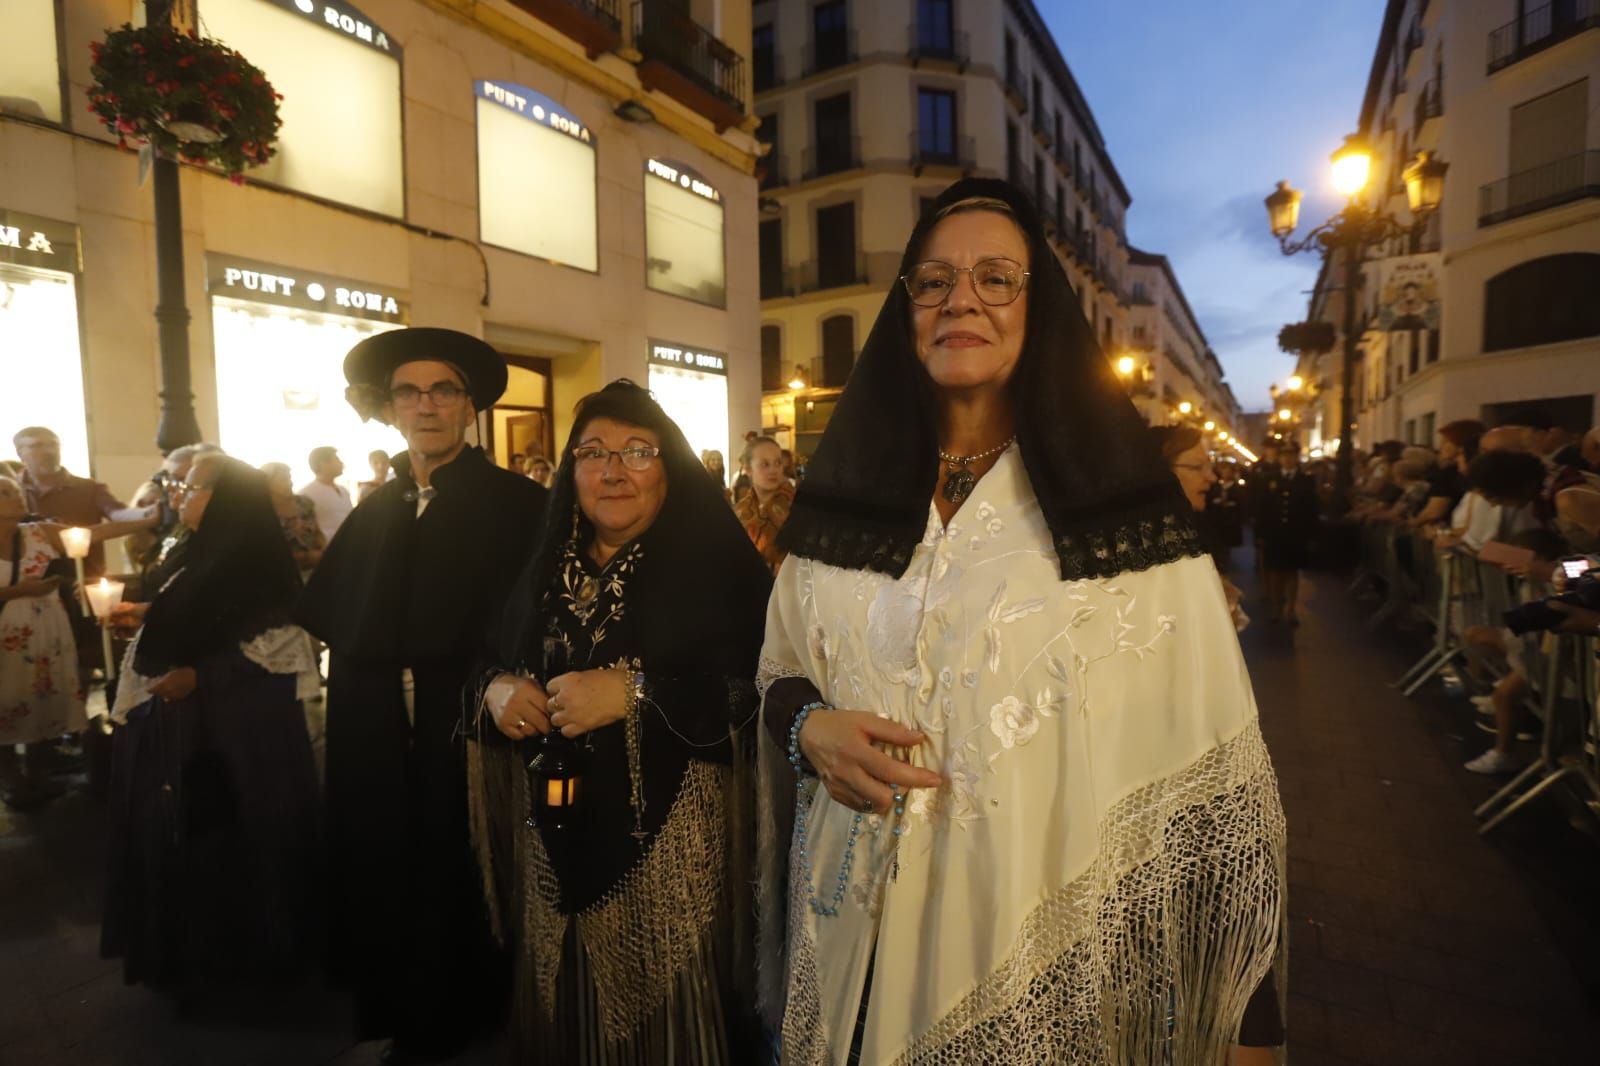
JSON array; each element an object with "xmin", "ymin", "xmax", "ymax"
[
  {"xmin": 755, "ymin": 179, "xmax": 1286, "ymax": 1065},
  {"xmin": 468, "ymin": 381, "xmax": 772, "ymax": 1064}
]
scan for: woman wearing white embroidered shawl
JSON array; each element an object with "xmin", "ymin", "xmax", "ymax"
[
  {"xmin": 102, "ymin": 454, "xmax": 323, "ymax": 988},
  {"xmin": 757, "ymin": 179, "xmax": 1286, "ymax": 1066}
]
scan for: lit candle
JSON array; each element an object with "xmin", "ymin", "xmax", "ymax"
[
  {"xmin": 546, "ymin": 778, "xmax": 569, "ymax": 808},
  {"xmin": 60, "ymin": 527, "xmax": 93, "ymax": 560},
  {"xmin": 85, "ymin": 577, "xmax": 125, "ymax": 620},
  {"xmin": 86, "ymin": 578, "xmax": 125, "ymax": 683}
]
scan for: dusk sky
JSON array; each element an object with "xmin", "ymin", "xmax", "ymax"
[{"xmin": 1039, "ymin": 0, "xmax": 1389, "ymax": 413}]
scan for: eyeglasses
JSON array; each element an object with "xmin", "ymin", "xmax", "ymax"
[
  {"xmin": 389, "ymin": 382, "xmax": 467, "ymax": 407},
  {"xmin": 900, "ymin": 258, "xmax": 1030, "ymax": 307},
  {"xmin": 173, "ymin": 482, "xmax": 215, "ymax": 498},
  {"xmin": 572, "ymin": 445, "xmax": 661, "ymax": 471}
]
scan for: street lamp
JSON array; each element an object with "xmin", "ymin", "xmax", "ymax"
[
  {"xmin": 1203, "ymin": 420, "xmax": 1216, "ymax": 432},
  {"xmin": 1286, "ymin": 374, "xmax": 1304, "ymax": 391},
  {"xmin": 1265, "ymin": 135, "xmax": 1447, "ymax": 507},
  {"xmin": 1177, "ymin": 401, "xmax": 1193, "ymax": 416},
  {"xmin": 1115, "ymin": 354, "xmax": 1137, "ymax": 377}
]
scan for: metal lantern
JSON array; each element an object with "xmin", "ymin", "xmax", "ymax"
[
  {"xmin": 1264, "ymin": 180, "xmax": 1303, "ymax": 238},
  {"xmin": 1329, "ymin": 133, "xmax": 1373, "ymax": 198},
  {"xmin": 526, "ymin": 734, "xmax": 586, "ymax": 830},
  {"xmin": 1402, "ymin": 150, "xmax": 1448, "ymax": 216}
]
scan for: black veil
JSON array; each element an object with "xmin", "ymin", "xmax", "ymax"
[
  {"xmin": 777, "ymin": 177, "xmax": 1202, "ymax": 581},
  {"xmin": 134, "ymin": 456, "xmax": 303, "ymax": 675},
  {"xmin": 494, "ymin": 379, "xmax": 770, "ymax": 678}
]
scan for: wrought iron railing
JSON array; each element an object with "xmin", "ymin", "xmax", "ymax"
[
  {"xmin": 1413, "ymin": 76, "xmax": 1442, "ymax": 129},
  {"xmin": 788, "ymin": 252, "xmax": 870, "ymax": 294},
  {"xmin": 1478, "ymin": 149, "xmax": 1600, "ymax": 226},
  {"xmin": 803, "ymin": 135, "xmax": 862, "ymax": 180},
  {"xmin": 908, "ymin": 24, "xmax": 968, "ymax": 65},
  {"xmin": 805, "ymin": 28, "xmax": 858, "ymax": 75},
  {"xmin": 1487, "ymin": 0, "xmax": 1599, "ymax": 72},
  {"xmin": 632, "ymin": 3, "xmax": 745, "ymax": 112},
  {"xmin": 908, "ymin": 131, "xmax": 975, "ymax": 171}
]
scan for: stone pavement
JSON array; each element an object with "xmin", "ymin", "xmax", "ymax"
[
  {"xmin": 1238, "ymin": 551, "xmax": 1600, "ymax": 1064},
  {"xmin": 3, "ymin": 554, "xmax": 1599, "ymax": 1064}
]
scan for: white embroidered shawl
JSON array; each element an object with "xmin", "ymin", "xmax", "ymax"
[{"xmin": 757, "ymin": 447, "xmax": 1286, "ymax": 1065}]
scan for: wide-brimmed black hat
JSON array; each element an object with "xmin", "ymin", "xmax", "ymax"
[{"xmin": 342, "ymin": 327, "xmax": 507, "ymax": 423}]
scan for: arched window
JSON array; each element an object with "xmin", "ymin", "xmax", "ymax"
[
  {"xmin": 820, "ymin": 314, "xmax": 855, "ymax": 387},
  {"xmin": 1483, "ymin": 253, "xmax": 1600, "ymax": 352}
]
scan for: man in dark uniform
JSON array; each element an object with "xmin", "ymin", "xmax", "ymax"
[
  {"xmin": 1254, "ymin": 439, "xmax": 1319, "ymax": 624},
  {"xmin": 297, "ymin": 329, "xmax": 547, "ymax": 1063}
]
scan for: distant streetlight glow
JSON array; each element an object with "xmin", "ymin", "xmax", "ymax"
[
  {"xmin": 1277, "ymin": 408, "xmax": 1293, "ymax": 421},
  {"xmin": 1177, "ymin": 401, "xmax": 1193, "ymax": 415},
  {"xmin": 1116, "ymin": 354, "xmax": 1136, "ymax": 376},
  {"xmin": 1287, "ymin": 375, "xmax": 1304, "ymax": 391},
  {"xmin": 1203, "ymin": 420, "xmax": 1216, "ymax": 432}
]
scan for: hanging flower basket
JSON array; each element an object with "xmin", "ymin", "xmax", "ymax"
[
  {"xmin": 1277, "ymin": 320, "xmax": 1337, "ymax": 355},
  {"xmin": 88, "ymin": 23, "xmax": 283, "ymax": 182}
]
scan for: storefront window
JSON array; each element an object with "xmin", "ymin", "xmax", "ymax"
[
  {"xmin": 644, "ymin": 159, "xmax": 725, "ymax": 306},
  {"xmin": 477, "ymin": 80, "xmax": 598, "ymax": 271},
  {"xmin": 201, "ymin": 0, "xmax": 404, "ymax": 216},
  {"xmin": 207, "ymin": 254, "xmax": 405, "ymax": 492},
  {"xmin": 0, "ymin": 0, "xmax": 61, "ymax": 122},
  {"xmin": 646, "ymin": 341, "xmax": 728, "ymax": 471},
  {"xmin": 1, "ymin": 210, "xmax": 88, "ymax": 475}
]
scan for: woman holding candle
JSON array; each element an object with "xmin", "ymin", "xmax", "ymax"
[
  {"xmin": 0, "ymin": 476, "xmax": 154, "ymax": 811},
  {"xmin": 755, "ymin": 181, "xmax": 1285, "ymax": 1065},
  {"xmin": 468, "ymin": 381, "xmax": 772, "ymax": 1064},
  {"xmin": 100, "ymin": 455, "xmax": 323, "ymax": 989}
]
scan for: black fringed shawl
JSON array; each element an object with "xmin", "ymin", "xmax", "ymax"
[
  {"xmin": 777, "ymin": 177, "xmax": 1203, "ymax": 581},
  {"xmin": 134, "ymin": 458, "xmax": 301, "ymax": 675}
]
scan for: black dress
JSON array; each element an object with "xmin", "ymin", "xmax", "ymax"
[
  {"xmin": 296, "ymin": 446, "xmax": 547, "ymax": 1054},
  {"xmin": 471, "ymin": 532, "xmax": 767, "ymax": 1065}
]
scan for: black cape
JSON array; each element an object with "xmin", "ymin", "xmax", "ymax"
[{"xmin": 296, "ymin": 445, "xmax": 547, "ymax": 1053}]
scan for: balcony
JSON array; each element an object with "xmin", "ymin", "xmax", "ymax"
[
  {"xmin": 805, "ymin": 29, "xmax": 858, "ymax": 76},
  {"xmin": 1031, "ymin": 111, "xmax": 1053, "ymax": 150},
  {"xmin": 908, "ymin": 24, "xmax": 969, "ymax": 69},
  {"xmin": 1478, "ymin": 150, "xmax": 1600, "ymax": 226},
  {"xmin": 787, "ymin": 253, "xmax": 870, "ymax": 294},
  {"xmin": 1413, "ymin": 76, "xmax": 1442, "ymax": 133},
  {"xmin": 1402, "ymin": 20, "xmax": 1424, "ymax": 74},
  {"xmin": 1487, "ymin": 0, "xmax": 1600, "ymax": 73},
  {"xmin": 1004, "ymin": 65, "xmax": 1028, "ymax": 113},
  {"xmin": 632, "ymin": 3, "xmax": 746, "ymax": 130},
  {"xmin": 511, "ymin": 0, "xmax": 622, "ymax": 56},
  {"xmin": 909, "ymin": 132, "xmax": 975, "ymax": 174},
  {"xmin": 759, "ymin": 152, "xmax": 787, "ymax": 190},
  {"xmin": 803, "ymin": 135, "xmax": 862, "ymax": 180}
]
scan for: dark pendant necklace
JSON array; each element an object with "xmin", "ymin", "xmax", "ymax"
[{"xmin": 938, "ymin": 437, "xmax": 1015, "ymax": 505}]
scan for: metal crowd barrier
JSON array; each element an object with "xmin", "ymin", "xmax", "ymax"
[{"xmin": 1356, "ymin": 523, "xmax": 1600, "ymax": 834}]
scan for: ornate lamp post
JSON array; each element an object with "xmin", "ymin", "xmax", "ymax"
[{"xmin": 1265, "ymin": 136, "xmax": 1447, "ymax": 506}]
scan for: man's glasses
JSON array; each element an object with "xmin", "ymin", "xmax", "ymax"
[
  {"xmin": 572, "ymin": 445, "xmax": 661, "ymax": 471},
  {"xmin": 900, "ymin": 258, "xmax": 1029, "ymax": 307},
  {"xmin": 389, "ymin": 382, "xmax": 467, "ymax": 407}
]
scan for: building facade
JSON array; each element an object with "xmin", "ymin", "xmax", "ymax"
[
  {"xmin": 1292, "ymin": 0, "xmax": 1600, "ymax": 453},
  {"xmin": 749, "ymin": 0, "xmax": 1239, "ymax": 458},
  {"xmin": 0, "ymin": 0, "xmax": 761, "ymax": 498},
  {"xmin": 1125, "ymin": 248, "xmax": 1242, "ymax": 431}
]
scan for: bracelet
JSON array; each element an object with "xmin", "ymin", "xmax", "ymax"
[{"xmin": 787, "ymin": 700, "xmax": 827, "ymax": 777}]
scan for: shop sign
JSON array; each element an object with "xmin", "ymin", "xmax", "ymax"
[
  {"xmin": 647, "ymin": 158, "xmax": 721, "ymax": 203},
  {"xmin": 0, "ymin": 209, "xmax": 80, "ymax": 273},
  {"xmin": 649, "ymin": 340, "xmax": 727, "ymax": 376},
  {"xmin": 266, "ymin": 0, "xmax": 401, "ymax": 57},
  {"xmin": 206, "ymin": 253, "xmax": 406, "ymax": 323},
  {"xmin": 476, "ymin": 80, "xmax": 594, "ymax": 144}
]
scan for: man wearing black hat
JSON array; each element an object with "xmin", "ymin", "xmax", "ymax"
[{"xmin": 298, "ymin": 328, "xmax": 547, "ymax": 1063}]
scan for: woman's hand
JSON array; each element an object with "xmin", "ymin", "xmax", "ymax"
[
  {"xmin": 799, "ymin": 709, "xmax": 943, "ymax": 814},
  {"xmin": 485, "ymin": 673, "xmax": 550, "ymax": 741},
  {"xmin": 151, "ymin": 667, "xmax": 197, "ymax": 701},
  {"xmin": 545, "ymin": 669, "xmax": 628, "ymax": 739}
]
